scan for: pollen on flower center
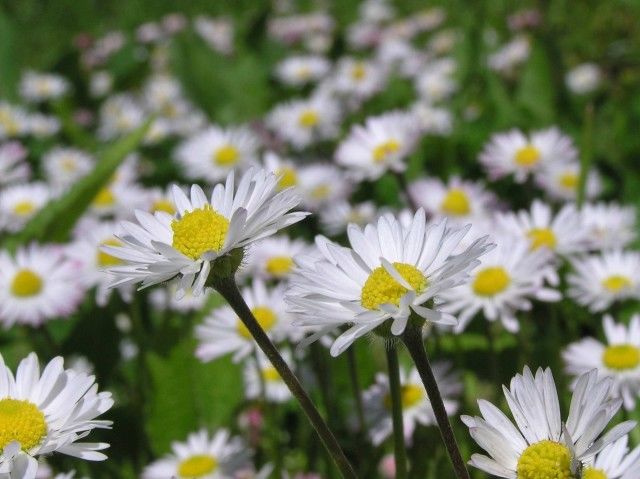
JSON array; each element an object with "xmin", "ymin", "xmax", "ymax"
[
  {"xmin": 171, "ymin": 206, "xmax": 229, "ymax": 260},
  {"xmin": 266, "ymin": 256, "xmax": 294, "ymax": 277},
  {"xmin": 13, "ymin": 200, "xmax": 35, "ymax": 216},
  {"xmin": 351, "ymin": 63, "xmax": 367, "ymax": 80},
  {"xmin": 262, "ymin": 366, "xmax": 281, "ymax": 382},
  {"xmin": 298, "ymin": 109, "xmax": 319, "ymax": 128},
  {"xmin": 310, "ymin": 184, "xmax": 331, "ymax": 200},
  {"xmin": 516, "ymin": 440, "xmax": 572, "ymax": 479},
  {"xmin": 93, "ymin": 187, "xmax": 115, "ymax": 207},
  {"xmin": 582, "ymin": 467, "xmax": 608, "ymax": 479},
  {"xmin": 473, "ymin": 267, "xmax": 511, "ymax": 296},
  {"xmin": 0, "ymin": 398, "xmax": 47, "ymax": 451},
  {"xmin": 237, "ymin": 306, "xmax": 278, "ymax": 339},
  {"xmin": 527, "ymin": 228, "xmax": 557, "ymax": 250},
  {"xmin": 514, "ymin": 144, "xmax": 541, "ymax": 167},
  {"xmin": 372, "ymin": 139, "xmax": 400, "ymax": 163},
  {"xmin": 276, "ymin": 167, "xmax": 298, "ymax": 189},
  {"xmin": 361, "ymin": 262, "xmax": 427, "ymax": 310},
  {"xmin": 97, "ymin": 238, "xmax": 124, "ymax": 267},
  {"xmin": 152, "ymin": 199, "xmax": 176, "ymax": 215},
  {"xmin": 213, "ymin": 144, "xmax": 240, "ymax": 167},
  {"xmin": 11, "ymin": 269, "xmax": 43, "ymax": 297},
  {"xmin": 559, "ymin": 173, "xmax": 578, "ymax": 190},
  {"xmin": 602, "ymin": 344, "xmax": 640, "ymax": 370},
  {"xmin": 440, "ymin": 188, "xmax": 471, "ymax": 216},
  {"xmin": 384, "ymin": 384, "xmax": 424, "ymax": 409},
  {"xmin": 601, "ymin": 275, "xmax": 631, "ymax": 293},
  {"xmin": 177, "ymin": 454, "xmax": 218, "ymax": 478}
]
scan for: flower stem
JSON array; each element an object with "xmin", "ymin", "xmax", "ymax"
[
  {"xmin": 346, "ymin": 346, "xmax": 367, "ymax": 435},
  {"xmin": 213, "ymin": 277, "xmax": 357, "ymax": 479},
  {"xmin": 577, "ymin": 101, "xmax": 594, "ymax": 208},
  {"xmin": 402, "ymin": 325, "xmax": 470, "ymax": 479},
  {"xmin": 385, "ymin": 344, "xmax": 408, "ymax": 479}
]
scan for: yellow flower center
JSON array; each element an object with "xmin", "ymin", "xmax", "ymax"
[
  {"xmin": 601, "ymin": 275, "xmax": 632, "ymax": 293},
  {"xmin": 527, "ymin": 228, "xmax": 557, "ymax": 250},
  {"xmin": 384, "ymin": 384, "xmax": 424, "ymax": 409},
  {"xmin": 177, "ymin": 454, "xmax": 218, "ymax": 478},
  {"xmin": 0, "ymin": 110, "xmax": 20, "ymax": 136},
  {"xmin": 11, "ymin": 269, "xmax": 43, "ymax": 297},
  {"xmin": 298, "ymin": 109, "xmax": 319, "ymax": 128},
  {"xmin": 213, "ymin": 145, "xmax": 240, "ymax": 167},
  {"xmin": 93, "ymin": 187, "xmax": 115, "ymax": 207},
  {"xmin": 473, "ymin": 267, "xmax": 511, "ymax": 297},
  {"xmin": 361, "ymin": 262, "xmax": 427, "ymax": 310},
  {"xmin": 583, "ymin": 467, "xmax": 607, "ymax": 479},
  {"xmin": 602, "ymin": 344, "xmax": 640, "ymax": 370},
  {"xmin": 351, "ymin": 63, "xmax": 367, "ymax": 81},
  {"xmin": 276, "ymin": 167, "xmax": 298, "ymax": 190},
  {"xmin": 559, "ymin": 173, "xmax": 578, "ymax": 191},
  {"xmin": 171, "ymin": 206, "xmax": 229, "ymax": 260},
  {"xmin": 296, "ymin": 66, "xmax": 312, "ymax": 80},
  {"xmin": 152, "ymin": 199, "xmax": 176, "ymax": 215},
  {"xmin": 262, "ymin": 366, "xmax": 281, "ymax": 382},
  {"xmin": 372, "ymin": 139, "xmax": 400, "ymax": 163},
  {"xmin": 12, "ymin": 201, "xmax": 35, "ymax": 216},
  {"xmin": 97, "ymin": 238, "xmax": 124, "ymax": 267},
  {"xmin": 0, "ymin": 398, "xmax": 47, "ymax": 451},
  {"xmin": 237, "ymin": 306, "xmax": 278, "ymax": 339},
  {"xmin": 440, "ymin": 188, "xmax": 471, "ymax": 216},
  {"xmin": 514, "ymin": 145, "xmax": 541, "ymax": 167},
  {"xmin": 265, "ymin": 256, "xmax": 294, "ymax": 278},
  {"xmin": 516, "ymin": 440, "xmax": 572, "ymax": 479},
  {"xmin": 60, "ymin": 157, "xmax": 77, "ymax": 172},
  {"xmin": 310, "ymin": 184, "xmax": 331, "ymax": 200}
]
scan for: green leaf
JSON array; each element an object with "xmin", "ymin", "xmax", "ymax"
[{"xmin": 516, "ymin": 43, "xmax": 555, "ymax": 124}]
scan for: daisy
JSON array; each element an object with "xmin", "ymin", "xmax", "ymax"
[
  {"xmin": 19, "ymin": 71, "xmax": 69, "ymax": 103},
  {"xmin": 0, "ymin": 244, "xmax": 84, "ymax": 328},
  {"xmin": 89, "ymin": 71, "xmax": 113, "ymax": 98},
  {"xmin": 195, "ymin": 279, "xmax": 291, "ymax": 363},
  {"xmin": 244, "ymin": 351, "xmax": 292, "ymax": 403},
  {"xmin": 363, "ymin": 362, "xmax": 461, "ymax": 445},
  {"xmin": 42, "ymin": 147, "xmax": 95, "ymax": 191},
  {"xmin": 335, "ymin": 111, "xmax": 420, "ymax": 181},
  {"xmin": 141, "ymin": 429, "xmax": 251, "ymax": 479},
  {"xmin": 0, "ymin": 183, "xmax": 50, "ymax": 233},
  {"xmin": 175, "ymin": 125, "xmax": 259, "ymax": 183},
  {"xmin": 0, "ymin": 102, "xmax": 30, "ymax": 139},
  {"xmin": 440, "ymin": 234, "xmax": 560, "ymax": 333},
  {"xmin": 88, "ymin": 180, "xmax": 148, "ymax": 220},
  {"xmin": 0, "ymin": 353, "xmax": 113, "ymax": 478},
  {"xmin": 568, "ymin": 250, "xmax": 640, "ymax": 312},
  {"xmin": 103, "ymin": 168, "xmax": 307, "ymax": 297},
  {"xmin": 148, "ymin": 283, "xmax": 212, "ymax": 313},
  {"xmin": 97, "ymin": 94, "xmax": 145, "ymax": 140},
  {"xmin": 263, "ymin": 151, "xmax": 300, "ymax": 191},
  {"xmin": 581, "ymin": 203, "xmax": 636, "ymax": 251},
  {"xmin": 535, "ymin": 160, "xmax": 602, "ymax": 202},
  {"xmin": 582, "ymin": 435, "xmax": 640, "ymax": 479},
  {"xmin": 414, "ymin": 69, "xmax": 457, "ymax": 104},
  {"xmin": 244, "ymin": 235, "xmax": 309, "ymax": 281},
  {"xmin": 27, "ymin": 114, "xmax": 61, "ymax": 139},
  {"xmin": 566, "ymin": 63, "xmax": 602, "ymax": 96},
  {"xmin": 275, "ymin": 55, "xmax": 331, "ymax": 86},
  {"xmin": 479, "ymin": 127, "xmax": 578, "ymax": 182},
  {"xmin": 331, "ymin": 57, "xmax": 387, "ymax": 100},
  {"xmin": 462, "ymin": 366, "xmax": 636, "ymax": 479},
  {"xmin": 318, "ymin": 200, "xmax": 378, "ymax": 236},
  {"xmin": 563, "ymin": 315, "xmax": 640, "ymax": 411},
  {"xmin": 297, "ymin": 163, "xmax": 352, "ymax": 211},
  {"xmin": 0, "ymin": 141, "xmax": 30, "ymax": 186},
  {"xmin": 409, "ymin": 102, "xmax": 453, "ymax": 136},
  {"xmin": 287, "ymin": 210, "xmax": 493, "ymax": 356},
  {"xmin": 487, "ymin": 35, "xmax": 530, "ymax": 75}
]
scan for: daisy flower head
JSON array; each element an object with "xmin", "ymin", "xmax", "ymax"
[
  {"xmin": 335, "ymin": 111, "xmax": 421, "ymax": 181},
  {"xmin": 487, "ymin": 35, "xmax": 530, "ymax": 75},
  {"xmin": 97, "ymin": 94, "xmax": 145, "ymax": 140},
  {"xmin": 263, "ymin": 151, "xmax": 300, "ymax": 192},
  {"xmin": 88, "ymin": 180, "xmax": 148, "ymax": 220},
  {"xmin": 141, "ymin": 429, "xmax": 251, "ymax": 479},
  {"xmin": 244, "ymin": 235, "xmax": 308, "ymax": 281},
  {"xmin": 363, "ymin": 362, "xmax": 461, "ymax": 445},
  {"xmin": 244, "ymin": 351, "xmax": 292, "ymax": 403},
  {"xmin": 0, "ymin": 353, "xmax": 113, "ymax": 478},
  {"xmin": 195, "ymin": 279, "xmax": 291, "ymax": 363},
  {"xmin": 28, "ymin": 113, "xmax": 61, "ymax": 139},
  {"xmin": 0, "ymin": 141, "xmax": 30, "ymax": 186},
  {"xmin": 410, "ymin": 102, "xmax": 453, "ymax": 136},
  {"xmin": 297, "ymin": 163, "xmax": 352, "ymax": 211},
  {"xmin": 581, "ymin": 203, "xmax": 636, "ymax": 251},
  {"xmin": 414, "ymin": 69, "xmax": 457, "ymax": 105},
  {"xmin": 275, "ymin": 55, "xmax": 331, "ymax": 87},
  {"xmin": 462, "ymin": 366, "xmax": 636, "ymax": 479},
  {"xmin": 566, "ymin": 63, "xmax": 602, "ymax": 96},
  {"xmin": 479, "ymin": 127, "xmax": 578, "ymax": 183},
  {"xmin": 568, "ymin": 250, "xmax": 640, "ymax": 312},
  {"xmin": 175, "ymin": 125, "xmax": 259, "ymax": 183},
  {"xmin": 440, "ymin": 234, "xmax": 561, "ymax": 333},
  {"xmin": 331, "ymin": 57, "xmax": 387, "ymax": 100},
  {"xmin": 0, "ymin": 182, "xmax": 50, "ymax": 233},
  {"xmin": 103, "ymin": 167, "xmax": 307, "ymax": 297},
  {"xmin": 42, "ymin": 147, "xmax": 95, "ymax": 191},
  {"xmin": 319, "ymin": 200, "xmax": 378, "ymax": 236},
  {"xmin": 19, "ymin": 71, "xmax": 70, "ymax": 103},
  {"xmin": 0, "ymin": 102, "xmax": 30, "ymax": 140},
  {"xmin": 563, "ymin": 315, "xmax": 640, "ymax": 411},
  {"xmin": 149, "ymin": 283, "xmax": 212, "ymax": 314},
  {"xmin": 287, "ymin": 209, "xmax": 494, "ymax": 356},
  {"xmin": 0, "ymin": 243, "xmax": 84, "ymax": 328},
  {"xmin": 536, "ymin": 160, "xmax": 602, "ymax": 203},
  {"xmin": 582, "ymin": 435, "xmax": 640, "ymax": 479}
]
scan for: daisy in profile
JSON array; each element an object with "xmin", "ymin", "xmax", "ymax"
[
  {"xmin": 581, "ymin": 203, "xmax": 636, "ymax": 251},
  {"xmin": 275, "ymin": 55, "xmax": 331, "ymax": 86},
  {"xmin": 103, "ymin": 168, "xmax": 307, "ymax": 297},
  {"xmin": 582, "ymin": 435, "xmax": 640, "ymax": 479},
  {"xmin": 535, "ymin": 160, "xmax": 601, "ymax": 202},
  {"xmin": 440, "ymin": 234, "xmax": 560, "ymax": 333},
  {"xmin": 0, "ymin": 353, "xmax": 113, "ymax": 478},
  {"xmin": 319, "ymin": 200, "xmax": 378, "ymax": 236},
  {"xmin": 195, "ymin": 279, "xmax": 291, "ymax": 363},
  {"xmin": 244, "ymin": 235, "xmax": 308, "ymax": 281},
  {"xmin": 0, "ymin": 244, "xmax": 83, "ymax": 327},
  {"xmin": 463, "ymin": 366, "xmax": 636, "ymax": 479},
  {"xmin": 244, "ymin": 351, "xmax": 292, "ymax": 403},
  {"xmin": 0, "ymin": 182, "xmax": 50, "ymax": 233},
  {"xmin": 568, "ymin": 250, "xmax": 640, "ymax": 312},
  {"xmin": 479, "ymin": 127, "xmax": 577, "ymax": 182},
  {"xmin": 175, "ymin": 125, "xmax": 259, "ymax": 183},
  {"xmin": 0, "ymin": 141, "xmax": 30, "ymax": 186},
  {"xmin": 563, "ymin": 314, "xmax": 640, "ymax": 411},
  {"xmin": 297, "ymin": 163, "xmax": 352, "ymax": 211},
  {"xmin": 287, "ymin": 210, "xmax": 493, "ymax": 356},
  {"xmin": 335, "ymin": 111, "xmax": 420, "ymax": 181},
  {"xmin": 19, "ymin": 71, "xmax": 69, "ymax": 103},
  {"xmin": 141, "ymin": 429, "xmax": 251, "ymax": 479},
  {"xmin": 42, "ymin": 147, "xmax": 95, "ymax": 191},
  {"xmin": 363, "ymin": 362, "xmax": 461, "ymax": 445}
]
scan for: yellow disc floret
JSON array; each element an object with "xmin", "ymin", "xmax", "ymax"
[
  {"xmin": 0, "ymin": 398, "xmax": 47, "ymax": 451},
  {"xmin": 473, "ymin": 267, "xmax": 511, "ymax": 297},
  {"xmin": 171, "ymin": 205, "xmax": 229, "ymax": 260},
  {"xmin": 152, "ymin": 199, "xmax": 176, "ymax": 215},
  {"xmin": 351, "ymin": 63, "xmax": 367, "ymax": 81},
  {"xmin": 559, "ymin": 173, "xmax": 578, "ymax": 191},
  {"xmin": 13, "ymin": 201, "xmax": 35, "ymax": 216},
  {"xmin": 384, "ymin": 384, "xmax": 424, "ymax": 410},
  {"xmin": 372, "ymin": 139, "xmax": 400, "ymax": 163},
  {"xmin": 11, "ymin": 269, "xmax": 43, "ymax": 298},
  {"xmin": 440, "ymin": 188, "xmax": 471, "ymax": 216},
  {"xmin": 237, "ymin": 306, "xmax": 278, "ymax": 339},
  {"xmin": 516, "ymin": 440, "xmax": 572, "ymax": 479},
  {"xmin": 602, "ymin": 344, "xmax": 640, "ymax": 371},
  {"xmin": 361, "ymin": 262, "xmax": 427, "ymax": 310},
  {"xmin": 213, "ymin": 145, "xmax": 240, "ymax": 167},
  {"xmin": 276, "ymin": 167, "xmax": 298, "ymax": 189},
  {"xmin": 582, "ymin": 467, "xmax": 607, "ymax": 479},
  {"xmin": 262, "ymin": 366, "xmax": 281, "ymax": 382},
  {"xmin": 601, "ymin": 275, "xmax": 632, "ymax": 293},
  {"xmin": 527, "ymin": 228, "xmax": 557, "ymax": 250},
  {"xmin": 310, "ymin": 184, "xmax": 331, "ymax": 200},
  {"xmin": 515, "ymin": 145, "xmax": 541, "ymax": 167},
  {"xmin": 177, "ymin": 454, "xmax": 218, "ymax": 478},
  {"xmin": 265, "ymin": 256, "xmax": 294, "ymax": 278},
  {"xmin": 298, "ymin": 109, "xmax": 319, "ymax": 128},
  {"xmin": 97, "ymin": 238, "xmax": 124, "ymax": 267},
  {"xmin": 93, "ymin": 187, "xmax": 115, "ymax": 207}
]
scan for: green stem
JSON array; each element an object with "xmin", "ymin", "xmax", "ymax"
[
  {"xmin": 252, "ymin": 348, "xmax": 267, "ymax": 403},
  {"xmin": 393, "ymin": 171, "xmax": 419, "ymax": 211},
  {"xmin": 402, "ymin": 325, "xmax": 470, "ymax": 479},
  {"xmin": 346, "ymin": 346, "xmax": 367, "ymax": 435},
  {"xmin": 385, "ymin": 344, "xmax": 408, "ymax": 479},
  {"xmin": 212, "ymin": 277, "xmax": 357, "ymax": 479},
  {"xmin": 577, "ymin": 102, "xmax": 594, "ymax": 208}
]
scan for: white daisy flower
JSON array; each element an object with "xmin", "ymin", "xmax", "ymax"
[
  {"xmin": 335, "ymin": 111, "xmax": 420, "ymax": 181},
  {"xmin": 0, "ymin": 244, "xmax": 84, "ymax": 328},
  {"xmin": 175, "ymin": 125, "xmax": 259, "ymax": 184},
  {"xmin": 143, "ymin": 185, "xmax": 179, "ymax": 217},
  {"xmin": 363, "ymin": 362, "xmax": 461, "ymax": 445},
  {"xmin": 19, "ymin": 71, "xmax": 69, "ymax": 103},
  {"xmin": 97, "ymin": 94, "xmax": 145, "ymax": 140},
  {"xmin": 479, "ymin": 127, "xmax": 578, "ymax": 182},
  {"xmin": 89, "ymin": 71, "xmax": 113, "ymax": 98},
  {"xmin": 409, "ymin": 102, "xmax": 453, "ymax": 136},
  {"xmin": 568, "ymin": 250, "xmax": 640, "ymax": 312},
  {"xmin": 563, "ymin": 315, "xmax": 640, "ymax": 411},
  {"xmin": 194, "ymin": 16, "xmax": 235, "ymax": 55},
  {"xmin": 195, "ymin": 279, "xmax": 291, "ymax": 363},
  {"xmin": 535, "ymin": 160, "xmax": 602, "ymax": 202},
  {"xmin": 319, "ymin": 200, "xmax": 378, "ymax": 236},
  {"xmin": 141, "ymin": 429, "xmax": 251, "ymax": 479},
  {"xmin": 297, "ymin": 163, "xmax": 352, "ymax": 211},
  {"xmin": 244, "ymin": 351, "xmax": 292, "ymax": 403},
  {"xmin": 0, "ymin": 142, "xmax": 30, "ymax": 186},
  {"xmin": 583, "ymin": 435, "xmax": 640, "ymax": 479},
  {"xmin": 0, "ymin": 183, "xmax": 50, "ymax": 233},
  {"xmin": 148, "ymin": 283, "xmax": 212, "ymax": 313},
  {"xmin": 0, "ymin": 353, "xmax": 113, "ymax": 478},
  {"xmin": 487, "ymin": 35, "xmax": 530, "ymax": 74},
  {"xmin": 42, "ymin": 147, "xmax": 95, "ymax": 191},
  {"xmin": 244, "ymin": 235, "xmax": 308, "ymax": 281},
  {"xmin": 287, "ymin": 210, "xmax": 493, "ymax": 356},
  {"xmin": 566, "ymin": 63, "xmax": 602, "ymax": 96},
  {"xmin": 331, "ymin": 57, "xmax": 387, "ymax": 100},
  {"xmin": 104, "ymin": 168, "xmax": 307, "ymax": 296},
  {"xmin": 462, "ymin": 366, "xmax": 636, "ymax": 479},
  {"xmin": 414, "ymin": 69, "xmax": 457, "ymax": 104},
  {"xmin": 440, "ymin": 234, "xmax": 560, "ymax": 333},
  {"xmin": 581, "ymin": 203, "xmax": 636, "ymax": 251},
  {"xmin": 88, "ymin": 181, "xmax": 148, "ymax": 220},
  {"xmin": 275, "ymin": 55, "xmax": 331, "ymax": 86},
  {"xmin": 0, "ymin": 102, "xmax": 30, "ymax": 139},
  {"xmin": 27, "ymin": 114, "xmax": 60, "ymax": 139}
]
